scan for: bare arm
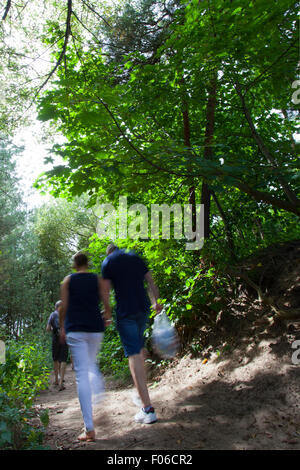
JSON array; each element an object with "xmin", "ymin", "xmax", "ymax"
[
  {"xmin": 145, "ymin": 271, "xmax": 163, "ymax": 314},
  {"xmin": 100, "ymin": 278, "xmax": 113, "ymax": 325},
  {"xmin": 46, "ymin": 323, "xmax": 52, "ymax": 333},
  {"xmin": 59, "ymin": 276, "xmax": 70, "ymax": 340}
]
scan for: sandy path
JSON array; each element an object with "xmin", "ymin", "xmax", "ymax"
[{"xmin": 35, "ymin": 330, "xmax": 300, "ymax": 451}]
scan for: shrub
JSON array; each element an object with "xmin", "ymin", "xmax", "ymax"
[
  {"xmin": 0, "ymin": 392, "xmax": 49, "ymax": 450},
  {"xmin": 0, "ymin": 338, "xmax": 51, "ymax": 449},
  {"xmin": 0, "ymin": 339, "xmax": 50, "ymax": 407},
  {"xmin": 98, "ymin": 324, "xmax": 130, "ymax": 381}
]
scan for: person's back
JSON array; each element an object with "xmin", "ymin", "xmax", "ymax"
[
  {"xmin": 65, "ymin": 272, "xmax": 104, "ymax": 333},
  {"xmin": 48, "ymin": 310, "xmax": 60, "ymax": 336},
  {"xmin": 102, "ymin": 249, "xmax": 150, "ymax": 317},
  {"xmin": 46, "ymin": 301, "xmax": 68, "ymax": 390},
  {"xmin": 59, "ymin": 252, "xmax": 105, "ymax": 442},
  {"xmin": 101, "ymin": 244, "xmax": 162, "ymax": 425}
]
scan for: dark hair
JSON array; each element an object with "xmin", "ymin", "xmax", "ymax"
[
  {"xmin": 73, "ymin": 252, "xmax": 89, "ymax": 267},
  {"xmin": 106, "ymin": 243, "xmax": 118, "ymax": 255}
]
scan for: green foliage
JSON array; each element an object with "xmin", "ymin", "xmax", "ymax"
[
  {"xmin": 98, "ymin": 324, "xmax": 130, "ymax": 381},
  {"xmin": 88, "ymin": 233, "xmax": 230, "ymax": 332},
  {"xmin": 35, "ymin": 0, "xmax": 299, "ymax": 219},
  {"xmin": 0, "ymin": 187, "xmax": 98, "ymax": 338},
  {"xmin": 0, "ymin": 140, "xmax": 33, "ymax": 338},
  {"xmin": 0, "ymin": 339, "xmax": 51, "ymax": 449},
  {"xmin": 0, "ymin": 392, "xmax": 49, "ymax": 450},
  {"xmin": 0, "ymin": 339, "xmax": 51, "ymax": 407},
  {"xmin": 87, "ymin": 198, "xmax": 300, "ymax": 335}
]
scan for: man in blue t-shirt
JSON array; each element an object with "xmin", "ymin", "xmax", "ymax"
[{"xmin": 101, "ymin": 244, "xmax": 162, "ymax": 424}]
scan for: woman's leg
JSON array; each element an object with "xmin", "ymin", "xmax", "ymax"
[
  {"xmin": 87, "ymin": 333, "xmax": 104, "ymax": 405},
  {"xmin": 66, "ymin": 332, "xmax": 94, "ymax": 432}
]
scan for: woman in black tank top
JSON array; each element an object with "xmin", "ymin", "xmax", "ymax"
[{"xmin": 59, "ymin": 252, "xmax": 105, "ymax": 442}]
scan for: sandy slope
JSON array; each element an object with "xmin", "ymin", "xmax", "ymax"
[{"xmin": 35, "ymin": 321, "xmax": 300, "ymax": 451}]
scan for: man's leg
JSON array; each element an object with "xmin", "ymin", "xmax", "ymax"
[
  {"xmin": 53, "ymin": 361, "xmax": 59, "ymax": 385},
  {"xmin": 117, "ymin": 318, "xmax": 151, "ymax": 407},
  {"xmin": 58, "ymin": 343, "xmax": 69, "ymax": 390},
  {"xmin": 117, "ymin": 315, "xmax": 157, "ymax": 423},
  {"xmin": 52, "ymin": 336, "xmax": 60, "ymax": 385},
  {"xmin": 59, "ymin": 362, "xmax": 67, "ymax": 389},
  {"xmin": 129, "ymin": 351, "xmax": 157, "ymax": 424},
  {"xmin": 129, "ymin": 351, "xmax": 151, "ymax": 408}
]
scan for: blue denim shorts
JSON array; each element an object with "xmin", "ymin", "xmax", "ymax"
[{"xmin": 116, "ymin": 314, "xmax": 148, "ymax": 357}]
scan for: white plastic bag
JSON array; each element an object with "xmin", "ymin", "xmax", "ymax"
[{"xmin": 152, "ymin": 310, "xmax": 179, "ymax": 359}]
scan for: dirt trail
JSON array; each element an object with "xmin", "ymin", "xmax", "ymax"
[{"xmin": 35, "ymin": 324, "xmax": 300, "ymax": 451}]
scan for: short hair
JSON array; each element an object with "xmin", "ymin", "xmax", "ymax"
[
  {"xmin": 73, "ymin": 251, "xmax": 89, "ymax": 267},
  {"xmin": 55, "ymin": 300, "xmax": 62, "ymax": 309},
  {"xmin": 106, "ymin": 243, "xmax": 118, "ymax": 255}
]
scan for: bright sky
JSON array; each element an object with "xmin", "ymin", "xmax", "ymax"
[
  {"xmin": 4, "ymin": 2, "xmax": 62, "ymax": 210},
  {"xmin": 13, "ymin": 119, "xmax": 63, "ymax": 209}
]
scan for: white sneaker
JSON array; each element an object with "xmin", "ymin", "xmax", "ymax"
[{"xmin": 134, "ymin": 407, "xmax": 157, "ymax": 424}]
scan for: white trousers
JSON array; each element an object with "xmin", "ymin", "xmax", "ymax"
[{"xmin": 66, "ymin": 332, "xmax": 104, "ymax": 432}]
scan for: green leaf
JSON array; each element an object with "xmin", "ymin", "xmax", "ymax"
[
  {"xmin": 165, "ymin": 266, "xmax": 172, "ymax": 275},
  {"xmin": 232, "ymin": 7, "xmax": 243, "ymax": 15}
]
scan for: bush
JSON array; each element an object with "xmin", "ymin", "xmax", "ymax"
[
  {"xmin": 0, "ymin": 339, "xmax": 50, "ymax": 407},
  {"xmin": 0, "ymin": 338, "xmax": 51, "ymax": 449},
  {"xmin": 0, "ymin": 392, "xmax": 49, "ymax": 450},
  {"xmin": 98, "ymin": 324, "xmax": 130, "ymax": 381}
]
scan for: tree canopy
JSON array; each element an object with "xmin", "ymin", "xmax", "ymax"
[
  {"xmin": 31, "ymin": 0, "xmax": 299, "ymax": 221},
  {"xmin": 0, "ymin": 0, "xmax": 299, "ymax": 330}
]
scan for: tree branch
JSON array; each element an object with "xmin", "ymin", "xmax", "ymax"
[
  {"xmin": 2, "ymin": 0, "xmax": 11, "ymax": 21},
  {"xmin": 92, "ymin": 96, "xmax": 185, "ymax": 178},
  {"xmin": 87, "ymin": 97, "xmax": 300, "ymax": 216},
  {"xmin": 245, "ymin": 38, "xmax": 298, "ymax": 93},
  {"xmin": 234, "ymin": 179, "xmax": 300, "ymax": 217},
  {"xmin": 80, "ymin": 0, "xmax": 111, "ymax": 29},
  {"xmin": 36, "ymin": 0, "xmax": 72, "ymax": 95},
  {"xmin": 235, "ymin": 81, "xmax": 300, "ymax": 208}
]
